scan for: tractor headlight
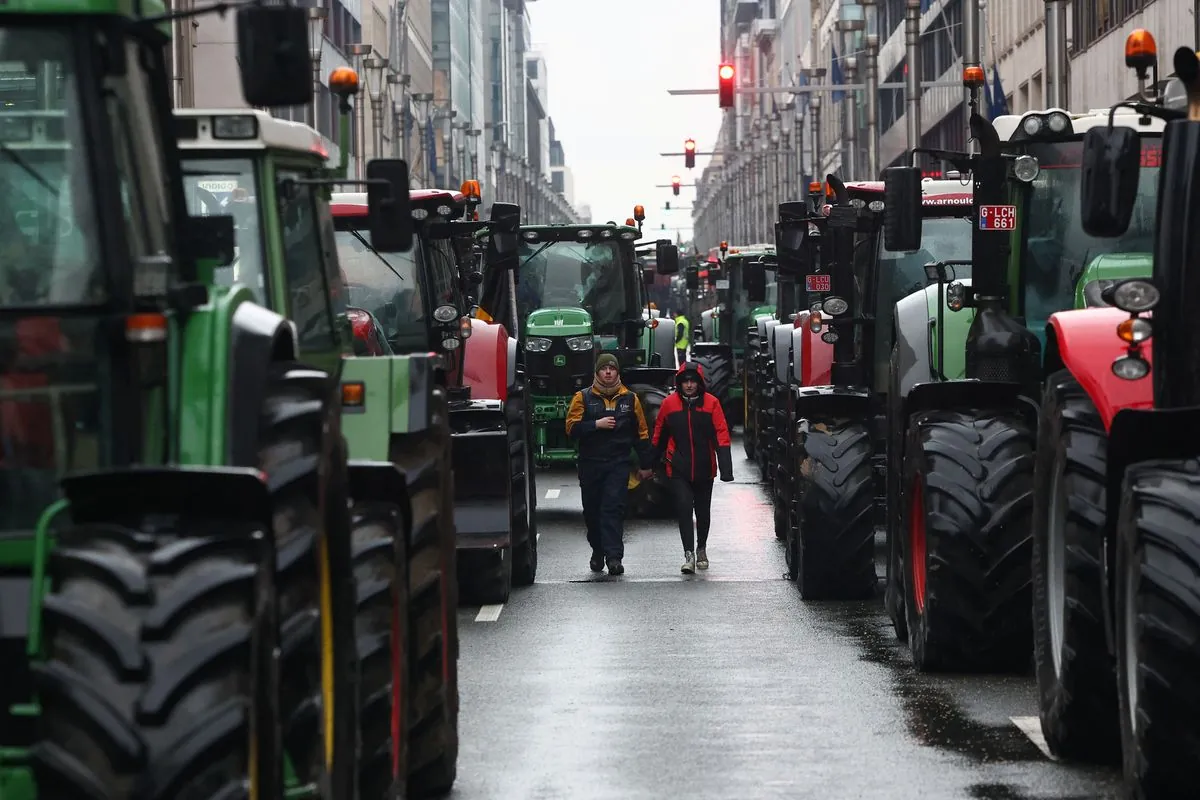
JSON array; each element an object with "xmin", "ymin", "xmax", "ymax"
[
  {"xmin": 946, "ymin": 281, "xmax": 966, "ymax": 312},
  {"xmin": 566, "ymin": 335, "xmax": 593, "ymax": 352},
  {"xmin": 1013, "ymin": 155, "xmax": 1040, "ymax": 183},
  {"xmin": 1112, "ymin": 354, "xmax": 1150, "ymax": 381},
  {"xmin": 525, "ymin": 337, "xmax": 552, "ymax": 352},
  {"xmin": 821, "ymin": 296, "xmax": 849, "ymax": 316},
  {"xmin": 1022, "ymin": 116, "xmax": 1043, "ymax": 137},
  {"xmin": 1112, "ymin": 280, "xmax": 1161, "ymax": 313},
  {"xmin": 441, "ymin": 337, "xmax": 461, "ymax": 351},
  {"xmin": 433, "ymin": 304, "xmax": 458, "ymax": 323},
  {"xmin": 1047, "ymin": 111, "xmax": 1071, "ymax": 133}
]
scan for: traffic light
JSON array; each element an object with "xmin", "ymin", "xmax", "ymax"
[
  {"xmin": 684, "ymin": 138, "xmax": 697, "ymax": 169},
  {"xmin": 718, "ymin": 63, "xmax": 735, "ymax": 108},
  {"xmin": 672, "ymin": 175, "xmax": 681, "ymax": 196}
]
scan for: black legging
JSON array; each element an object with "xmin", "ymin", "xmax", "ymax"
[{"xmin": 670, "ymin": 477, "xmax": 714, "ymax": 552}]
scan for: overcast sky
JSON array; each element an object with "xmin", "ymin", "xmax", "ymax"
[{"xmin": 529, "ymin": 0, "xmax": 722, "ymax": 240}]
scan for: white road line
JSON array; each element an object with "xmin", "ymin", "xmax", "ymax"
[
  {"xmin": 475, "ymin": 604, "xmax": 504, "ymax": 622},
  {"xmin": 545, "ymin": 489, "xmax": 561, "ymax": 499},
  {"xmin": 1011, "ymin": 716, "xmax": 1054, "ymax": 759}
]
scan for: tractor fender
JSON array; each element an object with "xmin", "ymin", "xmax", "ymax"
[
  {"xmin": 797, "ymin": 322, "xmax": 833, "ymax": 388},
  {"xmin": 771, "ymin": 322, "xmax": 792, "ymax": 386},
  {"xmin": 507, "ymin": 335, "xmax": 519, "ymax": 391},
  {"xmin": 346, "ymin": 460, "xmax": 413, "ymax": 535},
  {"xmin": 761, "ymin": 318, "xmax": 780, "ymax": 361},
  {"xmin": 792, "ymin": 385, "xmax": 872, "ymax": 423},
  {"xmin": 891, "ymin": 289, "xmax": 935, "ymax": 401},
  {"xmin": 229, "ymin": 302, "xmax": 301, "ymax": 467},
  {"xmin": 461, "ymin": 317, "xmax": 508, "ymax": 402},
  {"xmin": 901, "ymin": 379, "xmax": 1031, "ymax": 424},
  {"xmin": 756, "ymin": 316, "xmax": 773, "ymax": 341},
  {"xmin": 650, "ymin": 321, "xmax": 676, "ymax": 367},
  {"xmin": 790, "ymin": 321, "xmax": 807, "ymax": 385},
  {"xmin": 1045, "ymin": 308, "xmax": 1153, "ymax": 432},
  {"xmin": 622, "ymin": 366, "xmax": 676, "ymax": 390},
  {"xmin": 447, "ymin": 399, "xmax": 512, "ymax": 548},
  {"xmin": 62, "ymin": 467, "xmax": 273, "ymax": 528}
]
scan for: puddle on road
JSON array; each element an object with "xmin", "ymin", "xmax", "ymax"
[{"xmin": 836, "ymin": 609, "xmax": 1045, "ymax": 766}]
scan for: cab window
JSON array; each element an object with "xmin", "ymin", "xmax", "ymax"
[{"xmin": 277, "ymin": 174, "xmax": 334, "ymax": 352}]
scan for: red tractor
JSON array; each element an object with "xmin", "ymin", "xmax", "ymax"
[{"xmin": 1027, "ymin": 35, "xmax": 1200, "ymax": 798}]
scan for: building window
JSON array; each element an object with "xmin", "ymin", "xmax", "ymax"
[{"xmin": 1072, "ymin": 0, "xmax": 1147, "ymax": 54}]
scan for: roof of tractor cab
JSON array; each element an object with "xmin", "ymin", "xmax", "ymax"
[
  {"xmin": 844, "ymin": 179, "xmax": 972, "ymax": 207},
  {"xmin": 518, "ymin": 223, "xmax": 641, "ymax": 241},
  {"xmin": 992, "ymin": 105, "xmax": 1166, "ymax": 141},
  {"xmin": 175, "ymin": 109, "xmax": 338, "ymax": 165},
  {"xmin": 12, "ymin": 0, "xmax": 171, "ymax": 33},
  {"xmin": 330, "ymin": 189, "xmax": 466, "ymax": 218}
]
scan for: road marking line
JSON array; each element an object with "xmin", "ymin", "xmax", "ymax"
[
  {"xmin": 545, "ymin": 489, "xmax": 561, "ymax": 499},
  {"xmin": 1011, "ymin": 716, "xmax": 1054, "ymax": 759},
  {"xmin": 475, "ymin": 604, "xmax": 504, "ymax": 622}
]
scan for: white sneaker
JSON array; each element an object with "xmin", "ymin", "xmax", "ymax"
[
  {"xmin": 696, "ymin": 549, "xmax": 709, "ymax": 569},
  {"xmin": 681, "ymin": 551, "xmax": 696, "ymax": 574}
]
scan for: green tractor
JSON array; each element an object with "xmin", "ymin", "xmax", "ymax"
[
  {"xmin": 693, "ymin": 242, "xmax": 776, "ymax": 426},
  {"xmin": 0, "ymin": 4, "xmax": 424, "ymax": 799},
  {"xmin": 174, "ymin": 101, "xmax": 462, "ymax": 795},
  {"xmin": 880, "ymin": 103, "xmax": 1162, "ymax": 672},
  {"xmin": 476, "ymin": 217, "xmax": 681, "ymax": 517}
]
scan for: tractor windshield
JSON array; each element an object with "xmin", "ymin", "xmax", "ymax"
[
  {"xmin": 0, "ymin": 31, "xmax": 102, "ymax": 307},
  {"xmin": 335, "ymin": 229, "xmax": 427, "ymax": 351},
  {"xmin": 516, "ymin": 239, "xmax": 629, "ymax": 330},
  {"xmin": 181, "ymin": 158, "xmax": 266, "ymax": 300},
  {"xmin": 1020, "ymin": 137, "xmax": 1160, "ymax": 333}
]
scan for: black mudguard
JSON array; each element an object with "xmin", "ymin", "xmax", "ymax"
[
  {"xmin": 792, "ymin": 385, "xmax": 872, "ymax": 422},
  {"xmin": 622, "ymin": 366, "xmax": 676, "ymax": 390},
  {"xmin": 1100, "ymin": 405, "xmax": 1200, "ymax": 650},
  {"xmin": 227, "ymin": 302, "xmax": 301, "ymax": 468},
  {"xmin": 447, "ymin": 400, "xmax": 511, "ymax": 549},
  {"xmin": 902, "ymin": 379, "xmax": 1037, "ymax": 428},
  {"xmin": 347, "ymin": 460, "xmax": 413, "ymax": 538},
  {"xmin": 401, "ymin": 353, "xmax": 440, "ymax": 434},
  {"xmin": 61, "ymin": 467, "xmax": 273, "ymax": 529}
]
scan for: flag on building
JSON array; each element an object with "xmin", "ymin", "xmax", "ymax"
[
  {"xmin": 990, "ymin": 64, "xmax": 1009, "ymax": 117},
  {"xmin": 425, "ymin": 117, "xmax": 438, "ymax": 184},
  {"xmin": 831, "ymin": 44, "xmax": 845, "ymax": 103},
  {"xmin": 920, "ymin": 0, "xmax": 934, "ymax": 12}
]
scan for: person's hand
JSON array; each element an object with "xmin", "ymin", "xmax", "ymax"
[
  {"xmin": 595, "ymin": 416, "xmax": 616, "ymax": 430},
  {"xmin": 637, "ymin": 469, "xmax": 653, "ymax": 480},
  {"xmin": 720, "ymin": 472, "xmax": 734, "ymax": 483}
]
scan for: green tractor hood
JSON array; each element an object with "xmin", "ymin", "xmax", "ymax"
[
  {"xmin": 526, "ymin": 306, "xmax": 593, "ymax": 337},
  {"xmin": 1074, "ymin": 252, "xmax": 1153, "ymax": 307}
]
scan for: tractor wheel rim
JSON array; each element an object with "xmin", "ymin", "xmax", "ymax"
[
  {"xmin": 1047, "ymin": 457, "xmax": 1068, "ymax": 678},
  {"xmin": 389, "ymin": 580, "xmax": 403, "ymax": 779},
  {"xmin": 909, "ymin": 479, "xmax": 927, "ymax": 613},
  {"xmin": 1123, "ymin": 555, "xmax": 1140, "ymax": 738}
]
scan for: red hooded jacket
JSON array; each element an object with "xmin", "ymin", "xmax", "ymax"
[{"xmin": 652, "ymin": 361, "xmax": 733, "ymax": 481}]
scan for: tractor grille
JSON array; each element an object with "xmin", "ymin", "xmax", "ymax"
[
  {"xmin": 527, "ymin": 337, "xmax": 593, "ymax": 396},
  {"xmin": 974, "ymin": 357, "xmax": 1018, "ymax": 382}
]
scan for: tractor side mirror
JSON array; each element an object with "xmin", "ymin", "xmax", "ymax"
[
  {"xmin": 685, "ymin": 265, "xmax": 699, "ymax": 290},
  {"xmin": 488, "ymin": 202, "xmax": 521, "ymax": 270},
  {"xmin": 188, "ymin": 215, "xmax": 235, "ymax": 267},
  {"xmin": 882, "ymin": 166, "xmax": 923, "ymax": 252},
  {"xmin": 643, "ymin": 266, "xmax": 655, "ymax": 286},
  {"xmin": 1080, "ymin": 126, "xmax": 1140, "ymax": 238},
  {"xmin": 236, "ymin": 6, "xmax": 313, "ymax": 108},
  {"xmin": 365, "ymin": 159, "xmax": 413, "ymax": 252},
  {"xmin": 655, "ymin": 240, "xmax": 680, "ymax": 275},
  {"xmin": 775, "ymin": 221, "xmax": 806, "ymax": 276},
  {"xmin": 744, "ymin": 258, "xmax": 767, "ymax": 302}
]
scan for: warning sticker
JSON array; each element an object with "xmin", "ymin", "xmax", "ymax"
[
  {"xmin": 197, "ymin": 180, "xmax": 238, "ymax": 193},
  {"xmin": 806, "ymin": 274, "xmax": 831, "ymax": 292},
  {"xmin": 979, "ymin": 204, "xmax": 1017, "ymax": 231}
]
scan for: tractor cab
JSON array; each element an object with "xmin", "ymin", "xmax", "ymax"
[{"xmin": 992, "ymin": 107, "xmax": 1162, "ymax": 342}]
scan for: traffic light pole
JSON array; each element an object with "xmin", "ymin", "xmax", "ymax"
[{"xmin": 668, "ymin": 79, "xmax": 962, "ymax": 96}]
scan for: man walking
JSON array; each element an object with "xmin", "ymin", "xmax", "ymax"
[
  {"xmin": 652, "ymin": 361, "xmax": 733, "ymax": 573},
  {"xmin": 566, "ymin": 353, "xmax": 654, "ymax": 575},
  {"xmin": 673, "ymin": 311, "xmax": 690, "ymax": 366}
]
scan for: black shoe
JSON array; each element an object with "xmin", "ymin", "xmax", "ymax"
[
  {"xmin": 606, "ymin": 557, "xmax": 624, "ymax": 576},
  {"xmin": 590, "ymin": 551, "xmax": 605, "ymax": 572}
]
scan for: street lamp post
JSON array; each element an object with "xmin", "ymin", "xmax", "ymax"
[
  {"xmin": 363, "ymin": 55, "xmax": 387, "ymax": 160},
  {"xmin": 412, "ymin": 92, "xmax": 433, "ymax": 186},
  {"xmin": 306, "ymin": 6, "xmax": 327, "ymax": 130},
  {"xmin": 863, "ymin": 0, "xmax": 881, "ymax": 179},
  {"xmin": 347, "ymin": 43, "xmax": 373, "ymax": 177},
  {"xmin": 809, "ymin": 94, "xmax": 822, "ymax": 178},
  {"xmin": 837, "ymin": 17, "xmax": 865, "ymax": 179},
  {"xmin": 466, "ymin": 128, "xmax": 481, "ymax": 183},
  {"xmin": 387, "ymin": 72, "xmax": 409, "ymax": 160}
]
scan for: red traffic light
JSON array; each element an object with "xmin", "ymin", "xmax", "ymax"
[
  {"xmin": 684, "ymin": 139, "xmax": 696, "ymax": 151},
  {"xmin": 718, "ymin": 63, "xmax": 735, "ymax": 108},
  {"xmin": 672, "ymin": 175, "xmax": 681, "ymax": 196},
  {"xmin": 684, "ymin": 138, "xmax": 697, "ymax": 169}
]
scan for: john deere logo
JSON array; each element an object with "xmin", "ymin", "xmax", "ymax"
[{"xmin": 554, "ymin": 355, "xmax": 567, "ymax": 366}]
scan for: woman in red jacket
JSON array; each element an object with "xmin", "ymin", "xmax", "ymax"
[{"xmin": 652, "ymin": 361, "xmax": 733, "ymax": 573}]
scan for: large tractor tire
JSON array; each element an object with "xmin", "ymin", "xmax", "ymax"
[
  {"xmin": 1114, "ymin": 461, "xmax": 1200, "ymax": 799},
  {"xmin": 792, "ymin": 419, "xmax": 877, "ymax": 599},
  {"xmin": 391, "ymin": 388, "xmax": 460, "ymax": 797},
  {"xmin": 691, "ymin": 346, "xmax": 734, "ymax": 422},
  {"xmin": 351, "ymin": 501, "xmax": 409, "ymax": 799},
  {"xmin": 903, "ymin": 410, "xmax": 1034, "ymax": 672},
  {"xmin": 742, "ymin": 357, "xmax": 756, "ymax": 460},
  {"xmin": 261, "ymin": 364, "xmax": 358, "ymax": 797},
  {"xmin": 626, "ymin": 382, "xmax": 674, "ymax": 519},
  {"xmin": 507, "ymin": 380, "xmax": 538, "ymax": 587},
  {"xmin": 31, "ymin": 518, "xmax": 286, "ymax": 799},
  {"xmin": 1031, "ymin": 371, "xmax": 1120, "ymax": 763}
]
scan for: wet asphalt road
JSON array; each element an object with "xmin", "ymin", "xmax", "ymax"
[{"xmin": 450, "ymin": 437, "xmax": 1123, "ymax": 800}]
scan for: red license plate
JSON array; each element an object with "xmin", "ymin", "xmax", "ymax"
[
  {"xmin": 806, "ymin": 274, "xmax": 831, "ymax": 292},
  {"xmin": 978, "ymin": 204, "xmax": 1017, "ymax": 231}
]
